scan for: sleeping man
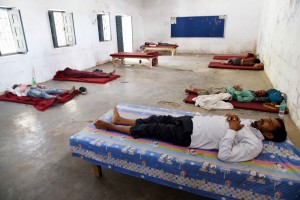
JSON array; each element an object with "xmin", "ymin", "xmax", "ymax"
[
  {"xmin": 94, "ymin": 106, "xmax": 287, "ymax": 162},
  {"xmin": 225, "ymin": 57, "xmax": 264, "ymax": 68},
  {"xmin": 8, "ymin": 84, "xmax": 75, "ymax": 100}
]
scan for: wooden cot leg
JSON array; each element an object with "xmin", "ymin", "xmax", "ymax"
[
  {"xmin": 171, "ymin": 49, "xmax": 174, "ymax": 56},
  {"xmin": 148, "ymin": 58, "xmax": 153, "ymax": 69},
  {"xmin": 121, "ymin": 58, "xmax": 125, "ymax": 65},
  {"xmin": 112, "ymin": 57, "xmax": 116, "ymax": 67},
  {"xmin": 92, "ymin": 164, "xmax": 102, "ymax": 178}
]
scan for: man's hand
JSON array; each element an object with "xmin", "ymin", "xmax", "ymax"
[
  {"xmin": 233, "ymin": 85, "xmax": 242, "ymax": 91},
  {"xmin": 225, "ymin": 113, "xmax": 244, "ymax": 131}
]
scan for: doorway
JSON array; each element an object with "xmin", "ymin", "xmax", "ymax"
[{"xmin": 115, "ymin": 15, "xmax": 132, "ymax": 52}]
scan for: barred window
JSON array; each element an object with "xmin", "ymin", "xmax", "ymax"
[
  {"xmin": 0, "ymin": 7, "xmax": 27, "ymax": 56},
  {"xmin": 97, "ymin": 13, "xmax": 111, "ymax": 42},
  {"xmin": 48, "ymin": 10, "xmax": 76, "ymax": 48}
]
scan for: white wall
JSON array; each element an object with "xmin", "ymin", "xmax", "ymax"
[
  {"xmin": 0, "ymin": 0, "xmax": 144, "ymax": 92},
  {"xmin": 257, "ymin": 0, "xmax": 300, "ymax": 129},
  {"xmin": 141, "ymin": 0, "xmax": 263, "ymax": 54}
]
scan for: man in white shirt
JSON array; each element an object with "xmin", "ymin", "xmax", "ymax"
[{"xmin": 94, "ymin": 106, "xmax": 287, "ymax": 162}]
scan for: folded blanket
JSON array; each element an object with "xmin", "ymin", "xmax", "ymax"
[
  {"xmin": 192, "ymin": 93, "xmax": 233, "ymax": 110},
  {"xmin": 0, "ymin": 90, "xmax": 80, "ymax": 111}
]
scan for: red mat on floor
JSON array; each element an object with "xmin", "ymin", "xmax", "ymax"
[
  {"xmin": 208, "ymin": 62, "xmax": 264, "ymax": 70},
  {"xmin": 0, "ymin": 90, "xmax": 80, "ymax": 111},
  {"xmin": 183, "ymin": 93, "xmax": 288, "ymax": 113},
  {"xmin": 53, "ymin": 71, "xmax": 120, "ymax": 84},
  {"xmin": 213, "ymin": 53, "xmax": 254, "ymax": 60}
]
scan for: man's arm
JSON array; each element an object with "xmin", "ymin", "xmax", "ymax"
[
  {"xmin": 235, "ymin": 90, "xmax": 255, "ymax": 102},
  {"xmin": 218, "ymin": 130, "xmax": 262, "ymax": 162},
  {"xmin": 217, "ymin": 114, "xmax": 262, "ymax": 162}
]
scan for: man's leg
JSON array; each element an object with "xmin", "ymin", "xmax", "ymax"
[
  {"xmin": 27, "ymin": 88, "xmax": 56, "ymax": 99},
  {"xmin": 96, "ymin": 112, "xmax": 192, "ymax": 147},
  {"xmin": 43, "ymin": 88, "xmax": 65, "ymax": 94},
  {"xmin": 112, "ymin": 106, "xmax": 180, "ymax": 126},
  {"xmin": 94, "ymin": 120, "xmax": 131, "ymax": 135},
  {"xmin": 112, "ymin": 106, "xmax": 136, "ymax": 126},
  {"xmin": 95, "ymin": 119, "xmax": 179, "ymax": 144},
  {"xmin": 242, "ymin": 57, "xmax": 255, "ymax": 66},
  {"xmin": 94, "ymin": 120, "xmax": 177, "ymax": 144},
  {"xmin": 207, "ymin": 87, "xmax": 227, "ymax": 94}
]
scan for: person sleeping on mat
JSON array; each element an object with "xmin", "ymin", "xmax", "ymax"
[
  {"xmin": 94, "ymin": 106, "xmax": 287, "ymax": 162},
  {"xmin": 185, "ymin": 86, "xmax": 285, "ymax": 103},
  {"xmin": 224, "ymin": 57, "xmax": 264, "ymax": 68},
  {"xmin": 63, "ymin": 67, "xmax": 116, "ymax": 78},
  {"xmin": 7, "ymin": 84, "xmax": 75, "ymax": 100},
  {"xmin": 185, "ymin": 85, "xmax": 255, "ymax": 102}
]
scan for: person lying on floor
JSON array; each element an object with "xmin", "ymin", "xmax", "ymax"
[
  {"xmin": 7, "ymin": 84, "xmax": 75, "ymax": 100},
  {"xmin": 224, "ymin": 57, "xmax": 264, "ymax": 68},
  {"xmin": 94, "ymin": 106, "xmax": 287, "ymax": 162},
  {"xmin": 186, "ymin": 86, "xmax": 285, "ymax": 103},
  {"xmin": 185, "ymin": 85, "xmax": 255, "ymax": 102},
  {"xmin": 63, "ymin": 67, "xmax": 115, "ymax": 78}
]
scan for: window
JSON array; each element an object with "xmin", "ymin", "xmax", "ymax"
[
  {"xmin": 97, "ymin": 13, "xmax": 111, "ymax": 42},
  {"xmin": 0, "ymin": 7, "xmax": 27, "ymax": 56},
  {"xmin": 48, "ymin": 10, "xmax": 76, "ymax": 48}
]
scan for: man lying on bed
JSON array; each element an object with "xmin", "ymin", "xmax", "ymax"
[
  {"xmin": 224, "ymin": 57, "xmax": 264, "ymax": 68},
  {"xmin": 94, "ymin": 106, "xmax": 287, "ymax": 162},
  {"xmin": 185, "ymin": 85, "xmax": 284, "ymax": 103}
]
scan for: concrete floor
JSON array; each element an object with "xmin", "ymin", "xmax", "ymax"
[{"xmin": 0, "ymin": 54, "xmax": 299, "ymax": 200}]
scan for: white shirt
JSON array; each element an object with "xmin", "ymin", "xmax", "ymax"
[
  {"xmin": 6, "ymin": 85, "xmax": 29, "ymax": 97},
  {"xmin": 189, "ymin": 115, "xmax": 264, "ymax": 162}
]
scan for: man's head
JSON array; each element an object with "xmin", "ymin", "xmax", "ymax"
[
  {"xmin": 12, "ymin": 84, "xmax": 20, "ymax": 89},
  {"xmin": 251, "ymin": 118, "xmax": 287, "ymax": 142},
  {"xmin": 254, "ymin": 59, "xmax": 261, "ymax": 64},
  {"xmin": 253, "ymin": 90, "xmax": 267, "ymax": 97}
]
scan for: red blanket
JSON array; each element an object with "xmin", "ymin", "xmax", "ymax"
[
  {"xmin": 183, "ymin": 93, "xmax": 288, "ymax": 113},
  {"xmin": 213, "ymin": 53, "xmax": 254, "ymax": 60},
  {"xmin": 53, "ymin": 70, "xmax": 120, "ymax": 84},
  {"xmin": 208, "ymin": 62, "xmax": 264, "ymax": 70},
  {"xmin": 0, "ymin": 90, "xmax": 80, "ymax": 111}
]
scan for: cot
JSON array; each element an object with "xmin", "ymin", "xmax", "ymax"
[
  {"xmin": 110, "ymin": 52, "xmax": 159, "ymax": 68},
  {"xmin": 144, "ymin": 45, "xmax": 178, "ymax": 56},
  {"xmin": 70, "ymin": 103, "xmax": 300, "ymax": 199}
]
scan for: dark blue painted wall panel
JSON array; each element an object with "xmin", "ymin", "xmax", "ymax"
[{"xmin": 171, "ymin": 16, "xmax": 225, "ymax": 37}]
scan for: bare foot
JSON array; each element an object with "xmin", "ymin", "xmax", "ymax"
[
  {"xmin": 56, "ymin": 96, "xmax": 62, "ymax": 100},
  {"xmin": 112, "ymin": 106, "xmax": 121, "ymax": 124},
  {"xmin": 94, "ymin": 120, "xmax": 111, "ymax": 129},
  {"xmin": 109, "ymin": 69, "xmax": 116, "ymax": 75},
  {"xmin": 69, "ymin": 86, "xmax": 75, "ymax": 94}
]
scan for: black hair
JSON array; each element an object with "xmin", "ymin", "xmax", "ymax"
[
  {"xmin": 254, "ymin": 59, "xmax": 261, "ymax": 64},
  {"xmin": 12, "ymin": 84, "xmax": 19, "ymax": 89},
  {"xmin": 269, "ymin": 118, "xmax": 287, "ymax": 142}
]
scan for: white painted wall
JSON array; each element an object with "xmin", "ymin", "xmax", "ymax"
[
  {"xmin": 141, "ymin": 0, "xmax": 263, "ymax": 54},
  {"xmin": 0, "ymin": 0, "xmax": 144, "ymax": 92},
  {"xmin": 257, "ymin": 0, "xmax": 300, "ymax": 129}
]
